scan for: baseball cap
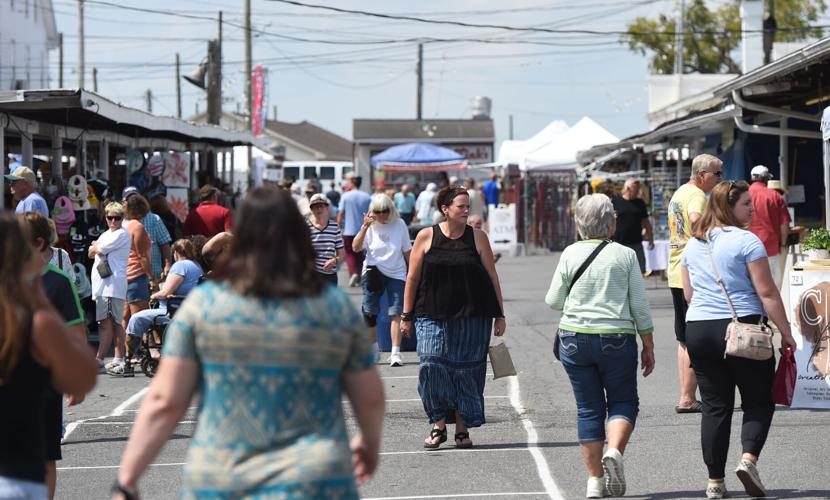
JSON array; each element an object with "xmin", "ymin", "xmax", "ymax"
[
  {"xmin": 4, "ymin": 166, "xmax": 36, "ymax": 184},
  {"xmin": 309, "ymin": 193, "xmax": 330, "ymax": 206},
  {"xmin": 122, "ymin": 186, "xmax": 140, "ymax": 200},
  {"xmin": 304, "ymin": 183, "xmax": 317, "ymax": 193},
  {"xmin": 750, "ymin": 165, "xmax": 771, "ymax": 178}
]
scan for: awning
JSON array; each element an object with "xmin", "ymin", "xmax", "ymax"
[{"xmin": 371, "ymin": 142, "xmax": 468, "ymax": 172}]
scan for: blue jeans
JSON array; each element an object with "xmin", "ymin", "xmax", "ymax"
[
  {"xmin": 126, "ymin": 306, "xmax": 168, "ymax": 338},
  {"xmin": 557, "ymin": 329, "xmax": 640, "ymax": 443},
  {"xmin": 361, "ymin": 271, "xmax": 405, "ymax": 317}
]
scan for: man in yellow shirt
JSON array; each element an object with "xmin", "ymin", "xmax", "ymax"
[{"xmin": 668, "ymin": 153, "xmax": 722, "ymax": 413}]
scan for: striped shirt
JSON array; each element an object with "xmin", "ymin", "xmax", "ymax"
[
  {"xmin": 142, "ymin": 213, "xmax": 172, "ymax": 280},
  {"xmin": 307, "ymin": 219, "xmax": 344, "ymax": 275},
  {"xmin": 545, "ymin": 240, "xmax": 654, "ymax": 335}
]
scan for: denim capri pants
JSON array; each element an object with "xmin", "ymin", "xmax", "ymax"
[
  {"xmin": 361, "ymin": 271, "xmax": 405, "ymax": 317},
  {"xmin": 557, "ymin": 329, "xmax": 640, "ymax": 443}
]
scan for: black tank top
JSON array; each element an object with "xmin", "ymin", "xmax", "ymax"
[
  {"xmin": 0, "ymin": 316, "xmax": 50, "ymax": 483},
  {"xmin": 413, "ymin": 224, "xmax": 503, "ymax": 319}
]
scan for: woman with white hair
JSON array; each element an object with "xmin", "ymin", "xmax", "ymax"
[
  {"xmin": 353, "ymin": 194, "xmax": 412, "ymax": 366},
  {"xmin": 545, "ymin": 194, "xmax": 655, "ymax": 498},
  {"xmin": 415, "ymin": 183, "xmax": 437, "ymax": 225}
]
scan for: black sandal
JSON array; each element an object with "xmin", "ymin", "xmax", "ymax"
[
  {"xmin": 423, "ymin": 427, "xmax": 447, "ymax": 450},
  {"xmin": 455, "ymin": 431, "xmax": 472, "ymax": 449}
]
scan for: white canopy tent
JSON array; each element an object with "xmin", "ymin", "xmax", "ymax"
[
  {"xmin": 496, "ymin": 120, "xmax": 569, "ymax": 165},
  {"xmin": 523, "ymin": 117, "xmax": 619, "ymax": 171}
]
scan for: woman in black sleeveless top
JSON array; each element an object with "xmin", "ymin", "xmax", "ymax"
[
  {"xmin": 0, "ymin": 213, "xmax": 98, "ymax": 497},
  {"xmin": 401, "ymin": 186, "xmax": 505, "ymax": 450}
]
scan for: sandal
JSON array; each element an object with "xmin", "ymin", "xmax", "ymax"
[
  {"xmin": 455, "ymin": 431, "xmax": 473, "ymax": 449},
  {"xmin": 675, "ymin": 400, "xmax": 703, "ymax": 413},
  {"xmin": 423, "ymin": 427, "xmax": 447, "ymax": 450}
]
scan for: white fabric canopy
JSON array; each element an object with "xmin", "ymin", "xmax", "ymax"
[
  {"xmin": 496, "ymin": 120, "xmax": 569, "ymax": 165},
  {"xmin": 523, "ymin": 117, "xmax": 619, "ymax": 171}
]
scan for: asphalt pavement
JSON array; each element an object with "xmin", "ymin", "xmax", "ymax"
[{"xmin": 57, "ymin": 255, "xmax": 830, "ymax": 499}]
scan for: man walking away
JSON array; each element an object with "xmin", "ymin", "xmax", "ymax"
[
  {"xmin": 393, "ymin": 184, "xmax": 416, "ymax": 226},
  {"xmin": 748, "ymin": 165, "xmax": 790, "ymax": 287},
  {"xmin": 482, "ymin": 171, "xmax": 500, "ymax": 207},
  {"xmin": 668, "ymin": 153, "xmax": 722, "ymax": 414},
  {"xmin": 612, "ymin": 179, "xmax": 654, "ymax": 274},
  {"xmin": 5, "ymin": 166, "xmax": 49, "ymax": 218},
  {"xmin": 338, "ymin": 176, "xmax": 372, "ymax": 287}
]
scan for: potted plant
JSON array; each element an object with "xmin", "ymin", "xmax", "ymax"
[{"xmin": 802, "ymin": 227, "xmax": 830, "ymax": 261}]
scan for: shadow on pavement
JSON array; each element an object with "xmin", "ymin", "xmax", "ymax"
[
  {"xmin": 467, "ymin": 441, "xmax": 579, "ymax": 450},
  {"xmin": 62, "ymin": 433, "xmax": 191, "ymax": 446},
  {"xmin": 636, "ymin": 489, "xmax": 830, "ymax": 499}
]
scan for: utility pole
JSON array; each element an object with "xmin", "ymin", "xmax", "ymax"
[
  {"xmin": 673, "ymin": 0, "xmax": 685, "ymax": 75},
  {"xmin": 509, "ymin": 115, "xmax": 514, "ymax": 140},
  {"xmin": 416, "ymin": 43, "xmax": 423, "ymax": 120},
  {"xmin": 763, "ymin": 0, "xmax": 777, "ymax": 65},
  {"xmin": 207, "ymin": 40, "xmax": 222, "ymax": 125},
  {"xmin": 272, "ymin": 105, "xmax": 277, "ymax": 121},
  {"xmin": 58, "ymin": 33, "xmax": 64, "ymax": 87},
  {"xmin": 244, "ymin": 0, "xmax": 253, "ymax": 191},
  {"xmin": 78, "ymin": 0, "xmax": 85, "ymax": 88},
  {"xmin": 92, "ymin": 68, "xmax": 98, "ymax": 92},
  {"xmin": 145, "ymin": 89, "xmax": 152, "ymax": 113},
  {"xmin": 175, "ymin": 53, "xmax": 182, "ymax": 118}
]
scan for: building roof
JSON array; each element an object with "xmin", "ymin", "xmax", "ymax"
[
  {"xmin": 353, "ymin": 119, "xmax": 494, "ymax": 143},
  {"xmin": 265, "ymin": 119, "xmax": 352, "ymax": 161}
]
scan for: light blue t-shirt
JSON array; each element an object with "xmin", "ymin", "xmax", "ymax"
[
  {"xmin": 339, "ymin": 189, "xmax": 371, "ymax": 237},
  {"xmin": 393, "ymin": 192, "xmax": 416, "ymax": 215},
  {"xmin": 168, "ymin": 259, "xmax": 203, "ymax": 297},
  {"xmin": 681, "ymin": 227, "xmax": 767, "ymax": 321},
  {"xmin": 15, "ymin": 192, "xmax": 49, "ymax": 218}
]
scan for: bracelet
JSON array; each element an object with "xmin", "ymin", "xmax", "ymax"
[
  {"xmin": 400, "ymin": 312, "xmax": 413, "ymax": 321},
  {"xmin": 111, "ymin": 481, "xmax": 139, "ymax": 500}
]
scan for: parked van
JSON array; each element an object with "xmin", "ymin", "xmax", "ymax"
[{"xmin": 280, "ymin": 161, "xmax": 354, "ymax": 192}]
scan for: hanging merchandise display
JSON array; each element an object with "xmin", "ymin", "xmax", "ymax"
[
  {"xmin": 52, "ymin": 196, "xmax": 76, "ymax": 235},
  {"xmin": 148, "ymin": 155, "xmax": 166, "ymax": 177},
  {"xmin": 67, "ymin": 175, "xmax": 92, "ymax": 211},
  {"xmin": 166, "ymin": 187, "xmax": 190, "ymax": 222},
  {"xmin": 162, "ymin": 152, "xmax": 190, "ymax": 188},
  {"xmin": 127, "ymin": 149, "xmax": 144, "ymax": 174}
]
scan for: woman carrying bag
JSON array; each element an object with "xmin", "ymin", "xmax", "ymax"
[{"xmin": 681, "ymin": 180, "xmax": 796, "ymax": 499}]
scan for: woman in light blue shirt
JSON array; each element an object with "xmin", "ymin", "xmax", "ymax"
[{"xmin": 681, "ymin": 180, "xmax": 796, "ymax": 499}]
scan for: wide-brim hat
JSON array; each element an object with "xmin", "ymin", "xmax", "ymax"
[{"xmin": 767, "ymin": 180, "xmax": 787, "ymax": 193}]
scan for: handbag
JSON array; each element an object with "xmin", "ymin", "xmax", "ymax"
[
  {"xmin": 772, "ymin": 347, "xmax": 797, "ymax": 406},
  {"xmin": 96, "ymin": 256, "xmax": 113, "ymax": 279},
  {"xmin": 554, "ymin": 240, "xmax": 611, "ymax": 361},
  {"xmin": 364, "ymin": 265, "xmax": 383, "ymax": 292},
  {"xmin": 488, "ymin": 341, "xmax": 517, "ymax": 379},
  {"xmin": 705, "ymin": 234, "xmax": 774, "ymax": 361}
]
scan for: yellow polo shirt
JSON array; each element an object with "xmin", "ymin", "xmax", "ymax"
[{"xmin": 668, "ymin": 183, "xmax": 707, "ymax": 288}]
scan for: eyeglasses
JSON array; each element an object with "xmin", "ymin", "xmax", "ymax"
[
  {"xmin": 373, "ymin": 209, "xmax": 390, "ymax": 214},
  {"xmin": 703, "ymin": 169, "xmax": 724, "ymax": 177},
  {"xmin": 310, "ymin": 204, "xmax": 328, "ymax": 209},
  {"xmin": 106, "ymin": 215, "xmax": 123, "ymax": 221}
]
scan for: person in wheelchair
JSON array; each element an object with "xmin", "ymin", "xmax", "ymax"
[{"xmin": 125, "ymin": 239, "xmax": 204, "ymax": 367}]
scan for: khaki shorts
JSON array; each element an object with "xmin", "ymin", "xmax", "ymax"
[{"xmin": 94, "ymin": 297, "xmax": 125, "ymax": 322}]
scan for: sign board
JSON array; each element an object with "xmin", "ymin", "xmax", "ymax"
[
  {"xmin": 787, "ymin": 185, "xmax": 805, "ymax": 204},
  {"xmin": 787, "ymin": 267, "xmax": 830, "ymax": 408},
  {"xmin": 487, "ymin": 203, "xmax": 517, "ymax": 253},
  {"xmin": 451, "ymin": 144, "xmax": 493, "ymax": 164},
  {"xmin": 252, "ymin": 65, "xmax": 267, "ymax": 136}
]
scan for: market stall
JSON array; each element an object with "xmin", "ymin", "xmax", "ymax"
[{"xmin": 371, "ymin": 142, "xmax": 467, "ymax": 189}]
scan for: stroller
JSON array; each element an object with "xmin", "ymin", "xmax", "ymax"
[{"xmin": 135, "ymin": 295, "xmax": 186, "ymax": 377}]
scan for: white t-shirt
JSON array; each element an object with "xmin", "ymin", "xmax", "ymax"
[
  {"xmin": 91, "ymin": 228, "xmax": 132, "ymax": 300},
  {"xmin": 361, "ymin": 218, "xmax": 412, "ymax": 281}
]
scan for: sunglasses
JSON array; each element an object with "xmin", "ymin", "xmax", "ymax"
[
  {"xmin": 106, "ymin": 215, "xmax": 123, "ymax": 221},
  {"xmin": 311, "ymin": 203, "xmax": 328, "ymax": 209},
  {"xmin": 373, "ymin": 209, "xmax": 390, "ymax": 214},
  {"xmin": 703, "ymin": 169, "xmax": 724, "ymax": 177}
]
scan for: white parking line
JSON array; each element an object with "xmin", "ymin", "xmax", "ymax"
[
  {"xmin": 364, "ymin": 492, "xmax": 548, "ymax": 499},
  {"xmin": 509, "ymin": 377, "xmax": 565, "ymax": 500},
  {"xmin": 385, "ymin": 396, "xmax": 509, "ymax": 403},
  {"xmin": 58, "ymin": 462, "xmax": 184, "ymax": 471},
  {"xmin": 78, "ymin": 420, "xmax": 196, "ymax": 426},
  {"xmin": 63, "ymin": 387, "xmax": 149, "ymax": 441},
  {"xmin": 379, "ymin": 447, "xmax": 537, "ymax": 456}
]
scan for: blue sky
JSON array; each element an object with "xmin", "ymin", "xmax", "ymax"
[{"xmin": 51, "ymin": 0, "xmax": 686, "ymax": 145}]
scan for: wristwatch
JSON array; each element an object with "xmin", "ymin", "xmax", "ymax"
[{"xmin": 400, "ymin": 312, "xmax": 412, "ymax": 322}]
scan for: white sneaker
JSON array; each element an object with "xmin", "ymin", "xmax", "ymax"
[
  {"xmin": 706, "ymin": 481, "xmax": 728, "ymax": 499},
  {"xmin": 349, "ymin": 274, "xmax": 359, "ymax": 287},
  {"xmin": 389, "ymin": 353, "xmax": 404, "ymax": 367},
  {"xmin": 602, "ymin": 448, "xmax": 626, "ymax": 497},
  {"xmin": 586, "ymin": 476, "xmax": 608, "ymax": 498},
  {"xmin": 735, "ymin": 459, "xmax": 767, "ymax": 497}
]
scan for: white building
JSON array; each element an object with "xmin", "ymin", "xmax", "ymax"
[{"xmin": 0, "ymin": 0, "xmax": 59, "ymax": 90}]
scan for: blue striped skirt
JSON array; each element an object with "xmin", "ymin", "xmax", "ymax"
[{"xmin": 415, "ymin": 316, "xmax": 493, "ymax": 428}]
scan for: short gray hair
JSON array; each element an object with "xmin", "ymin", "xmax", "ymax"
[
  {"xmin": 691, "ymin": 154, "xmax": 722, "ymax": 178},
  {"xmin": 368, "ymin": 193, "xmax": 400, "ymax": 223},
  {"xmin": 574, "ymin": 194, "xmax": 616, "ymax": 239}
]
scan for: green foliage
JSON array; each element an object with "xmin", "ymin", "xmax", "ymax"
[
  {"xmin": 623, "ymin": 0, "xmax": 827, "ymax": 74},
  {"xmin": 802, "ymin": 227, "xmax": 830, "ymax": 251}
]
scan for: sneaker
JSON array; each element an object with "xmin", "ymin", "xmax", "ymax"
[
  {"xmin": 706, "ymin": 481, "xmax": 728, "ymax": 499},
  {"xmin": 106, "ymin": 363, "xmax": 135, "ymax": 378},
  {"xmin": 586, "ymin": 476, "xmax": 609, "ymax": 498},
  {"xmin": 389, "ymin": 353, "xmax": 404, "ymax": 367},
  {"xmin": 735, "ymin": 459, "xmax": 767, "ymax": 497},
  {"xmin": 602, "ymin": 448, "xmax": 626, "ymax": 497},
  {"xmin": 349, "ymin": 274, "xmax": 359, "ymax": 287}
]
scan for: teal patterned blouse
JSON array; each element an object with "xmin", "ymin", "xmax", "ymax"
[{"xmin": 163, "ymin": 281, "xmax": 375, "ymax": 499}]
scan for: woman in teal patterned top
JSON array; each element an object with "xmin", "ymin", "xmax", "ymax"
[{"xmin": 113, "ymin": 188, "xmax": 385, "ymax": 499}]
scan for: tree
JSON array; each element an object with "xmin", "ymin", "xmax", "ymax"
[{"xmin": 623, "ymin": 0, "xmax": 827, "ymax": 74}]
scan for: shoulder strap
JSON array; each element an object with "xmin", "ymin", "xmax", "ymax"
[
  {"xmin": 705, "ymin": 232, "xmax": 739, "ymax": 322},
  {"xmin": 58, "ymin": 249, "xmax": 63, "ymax": 269},
  {"xmin": 568, "ymin": 240, "xmax": 610, "ymax": 292}
]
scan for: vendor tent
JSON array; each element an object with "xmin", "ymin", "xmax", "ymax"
[
  {"xmin": 497, "ymin": 120, "xmax": 569, "ymax": 165},
  {"xmin": 371, "ymin": 142, "xmax": 467, "ymax": 172},
  {"xmin": 523, "ymin": 117, "xmax": 618, "ymax": 171}
]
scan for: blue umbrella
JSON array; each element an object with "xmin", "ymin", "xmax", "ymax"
[{"xmin": 371, "ymin": 142, "xmax": 466, "ymax": 171}]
